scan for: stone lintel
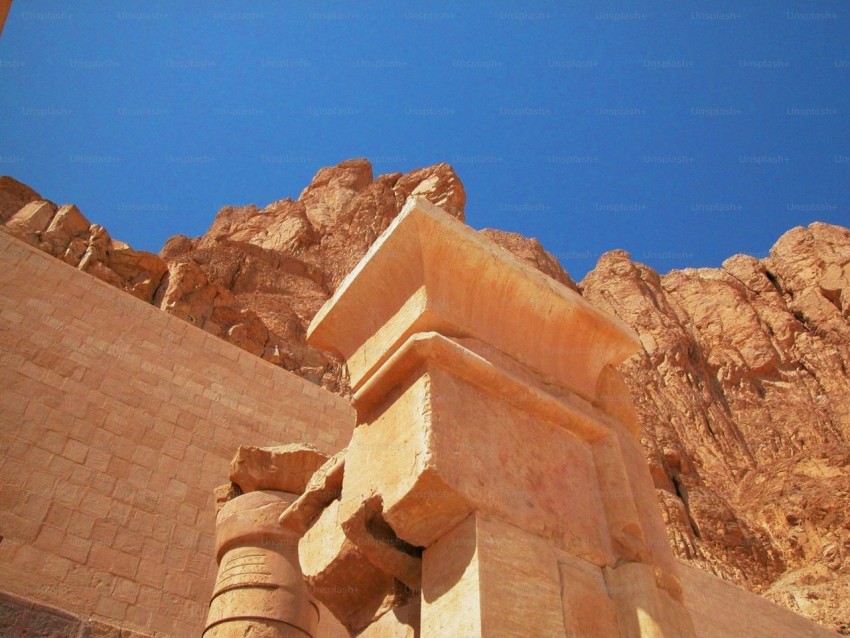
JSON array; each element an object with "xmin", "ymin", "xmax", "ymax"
[
  {"xmin": 353, "ymin": 331, "xmax": 620, "ymax": 441},
  {"xmin": 307, "ymin": 197, "xmax": 640, "ymax": 401}
]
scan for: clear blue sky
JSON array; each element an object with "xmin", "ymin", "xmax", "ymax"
[{"xmin": 1, "ymin": 1, "xmax": 848, "ymax": 280}]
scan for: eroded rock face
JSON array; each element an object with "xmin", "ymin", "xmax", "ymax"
[
  {"xmin": 480, "ymin": 227, "xmax": 578, "ymax": 292},
  {"xmin": 581, "ymin": 223, "xmax": 850, "ymax": 634},
  {"xmin": 155, "ymin": 159, "xmax": 467, "ymax": 391},
  {"xmin": 3, "ymin": 192, "xmax": 167, "ymax": 304},
  {"xmin": 0, "ymin": 176, "xmax": 41, "ymax": 225}
]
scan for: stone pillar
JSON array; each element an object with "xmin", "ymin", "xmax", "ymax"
[
  {"xmin": 296, "ymin": 197, "xmax": 698, "ymax": 637},
  {"xmin": 205, "ymin": 445, "xmax": 329, "ymax": 638},
  {"xmin": 205, "ymin": 490, "xmax": 317, "ymax": 638}
]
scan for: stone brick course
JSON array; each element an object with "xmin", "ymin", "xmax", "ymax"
[{"xmin": 0, "ymin": 232, "xmax": 353, "ymax": 636}]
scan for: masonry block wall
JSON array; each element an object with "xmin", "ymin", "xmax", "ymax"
[
  {"xmin": 677, "ymin": 562, "xmax": 834, "ymax": 638},
  {"xmin": 0, "ymin": 233, "xmax": 354, "ymax": 636}
]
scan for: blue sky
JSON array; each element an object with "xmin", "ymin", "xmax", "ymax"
[{"xmin": 1, "ymin": 2, "xmax": 848, "ymax": 280}]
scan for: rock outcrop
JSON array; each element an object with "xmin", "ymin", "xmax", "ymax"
[
  {"xmin": 581, "ymin": 224, "xmax": 850, "ymax": 634},
  {"xmin": 0, "ymin": 175, "xmax": 41, "ymax": 225},
  {"xmin": 2, "ymin": 165, "xmax": 847, "ymax": 633},
  {"xmin": 156, "ymin": 159, "xmax": 467, "ymax": 391},
  {"xmin": 2, "ymin": 182, "xmax": 167, "ymax": 303}
]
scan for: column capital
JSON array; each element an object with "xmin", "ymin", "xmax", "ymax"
[{"xmin": 307, "ymin": 196, "xmax": 639, "ymax": 402}]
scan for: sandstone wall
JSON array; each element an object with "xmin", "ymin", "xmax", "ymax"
[
  {"xmin": 679, "ymin": 561, "xmax": 837, "ymax": 638},
  {"xmin": 0, "ymin": 232, "xmax": 354, "ymax": 636}
]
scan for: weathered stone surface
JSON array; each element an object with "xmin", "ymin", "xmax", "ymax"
[
  {"xmin": 279, "ymin": 449, "xmax": 345, "ymax": 535},
  {"xmin": 300, "ymin": 157, "xmax": 374, "ymax": 232},
  {"xmin": 213, "ymin": 482, "xmax": 243, "ymax": 516},
  {"xmin": 422, "ymin": 512, "xmax": 578, "ymax": 638},
  {"xmin": 338, "ymin": 495, "xmax": 423, "ymax": 589},
  {"xmin": 559, "ymin": 557, "xmax": 622, "ymax": 638},
  {"xmin": 0, "ymin": 590, "xmax": 84, "ymax": 638},
  {"xmin": 0, "ymin": 175, "xmax": 41, "ymax": 224},
  {"xmin": 0, "ymin": 232, "xmax": 355, "ymax": 638},
  {"xmin": 41, "ymin": 204, "xmax": 90, "ymax": 256},
  {"xmin": 604, "ymin": 561, "xmax": 695, "ymax": 638},
  {"xmin": 301, "ymin": 197, "xmax": 697, "ymax": 637},
  {"xmin": 160, "ymin": 158, "xmax": 468, "ymax": 391},
  {"xmin": 356, "ymin": 597, "xmax": 419, "ymax": 638},
  {"xmin": 155, "ymin": 259, "xmax": 219, "ymax": 325},
  {"xmin": 308, "ymin": 197, "xmax": 637, "ymax": 400},
  {"xmin": 2, "ymin": 195, "xmax": 167, "ymax": 304},
  {"xmin": 3, "ymin": 168, "xmax": 848, "ymax": 633},
  {"xmin": 678, "ymin": 560, "xmax": 838, "ymax": 638},
  {"xmin": 0, "ymin": 590, "xmax": 154, "ymax": 638},
  {"xmin": 1, "ymin": 160, "xmax": 469, "ymax": 395},
  {"xmin": 289, "ymin": 449, "xmax": 423, "ymax": 632},
  {"xmin": 84, "ymin": 619, "xmax": 155, "ymax": 638},
  {"xmin": 479, "ymin": 227, "xmax": 579, "ymax": 292},
  {"xmin": 106, "ymin": 243, "xmax": 168, "ymax": 302},
  {"xmin": 298, "ymin": 499, "xmax": 405, "ymax": 635},
  {"xmin": 6, "ymin": 200, "xmax": 57, "ymax": 241},
  {"xmin": 229, "ymin": 444, "xmax": 329, "ymax": 495},
  {"xmin": 258, "ymin": 200, "xmax": 318, "ymax": 253},
  {"xmin": 206, "ymin": 490, "xmax": 318, "ymax": 638},
  {"xmin": 304, "ymin": 161, "xmax": 466, "ymax": 292},
  {"xmin": 580, "ymin": 222, "xmax": 850, "ymax": 634},
  {"xmin": 391, "ymin": 162, "xmax": 466, "ymax": 222}
]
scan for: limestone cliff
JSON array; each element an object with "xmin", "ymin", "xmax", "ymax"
[
  {"xmin": 581, "ymin": 228, "xmax": 850, "ymax": 634},
  {"xmin": 157, "ymin": 158, "xmax": 467, "ymax": 391},
  {"xmin": 2, "ymin": 162, "xmax": 847, "ymax": 633}
]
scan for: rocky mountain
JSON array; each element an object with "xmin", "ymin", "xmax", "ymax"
[
  {"xmin": 2, "ymin": 161, "xmax": 848, "ymax": 633},
  {"xmin": 582, "ymin": 229, "xmax": 850, "ymax": 634}
]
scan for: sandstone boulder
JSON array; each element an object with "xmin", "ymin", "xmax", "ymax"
[{"xmin": 0, "ymin": 175, "xmax": 41, "ymax": 225}]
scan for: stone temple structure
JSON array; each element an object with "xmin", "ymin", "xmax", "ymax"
[{"xmin": 0, "ymin": 196, "xmax": 839, "ymax": 636}]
